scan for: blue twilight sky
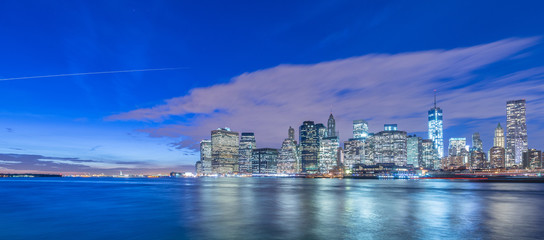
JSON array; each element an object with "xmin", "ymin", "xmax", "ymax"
[{"xmin": 0, "ymin": 1, "xmax": 543, "ymax": 174}]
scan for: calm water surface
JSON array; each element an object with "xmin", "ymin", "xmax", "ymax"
[{"xmin": 0, "ymin": 178, "xmax": 543, "ymax": 240}]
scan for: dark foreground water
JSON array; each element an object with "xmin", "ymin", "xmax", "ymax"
[{"xmin": 1, "ymin": 178, "xmax": 543, "ymax": 240}]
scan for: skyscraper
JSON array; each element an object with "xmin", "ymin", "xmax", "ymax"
[
  {"xmin": 277, "ymin": 127, "xmax": 300, "ymax": 174},
  {"xmin": 407, "ymin": 135, "xmax": 422, "ymax": 167},
  {"xmin": 343, "ymin": 139, "xmax": 364, "ymax": 168},
  {"xmin": 251, "ymin": 148, "xmax": 279, "ymax": 174},
  {"xmin": 421, "ymin": 139, "xmax": 438, "ymax": 169},
  {"xmin": 300, "ymin": 121, "xmax": 319, "ymax": 173},
  {"xmin": 327, "ymin": 113, "xmax": 336, "ymax": 138},
  {"xmin": 319, "ymin": 137, "xmax": 339, "ymax": 173},
  {"xmin": 200, "ymin": 139, "xmax": 212, "ymax": 175},
  {"xmin": 353, "ymin": 120, "xmax": 369, "ymax": 140},
  {"xmin": 428, "ymin": 92, "xmax": 444, "ymax": 158},
  {"xmin": 522, "ymin": 149, "xmax": 542, "ymax": 170},
  {"xmin": 506, "ymin": 99, "xmax": 527, "ymax": 167},
  {"xmin": 211, "ymin": 128, "xmax": 240, "ymax": 174},
  {"xmin": 489, "ymin": 146, "xmax": 505, "ymax": 168},
  {"xmin": 238, "ymin": 132, "xmax": 256, "ymax": 173},
  {"xmin": 472, "ymin": 132, "xmax": 483, "ymax": 152},
  {"xmin": 372, "ymin": 125, "xmax": 407, "ymax": 166},
  {"xmin": 494, "ymin": 123, "xmax": 505, "ymax": 148},
  {"xmin": 448, "ymin": 138, "xmax": 467, "ymax": 157},
  {"xmin": 319, "ymin": 114, "xmax": 339, "ymax": 173}
]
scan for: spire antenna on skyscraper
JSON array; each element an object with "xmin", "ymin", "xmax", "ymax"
[{"xmin": 434, "ymin": 89, "xmax": 437, "ymax": 108}]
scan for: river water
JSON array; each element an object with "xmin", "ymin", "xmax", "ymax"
[{"xmin": 1, "ymin": 177, "xmax": 543, "ymax": 239}]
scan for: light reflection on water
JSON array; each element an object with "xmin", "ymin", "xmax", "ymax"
[{"xmin": 0, "ymin": 178, "xmax": 543, "ymax": 239}]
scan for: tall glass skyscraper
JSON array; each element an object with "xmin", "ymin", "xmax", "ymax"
[
  {"xmin": 199, "ymin": 139, "xmax": 212, "ymax": 175},
  {"xmin": 428, "ymin": 92, "xmax": 444, "ymax": 158},
  {"xmin": 471, "ymin": 132, "xmax": 483, "ymax": 152},
  {"xmin": 300, "ymin": 121, "xmax": 319, "ymax": 173},
  {"xmin": 407, "ymin": 135, "xmax": 422, "ymax": 167},
  {"xmin": 211, "ymin": 128, "xmax": 240, "ymax": 174},
  {"xmin": 238, "ymin": 132, "xmax": 256, "ymax": 173},
  {"xmin": 506, "ymin": 99, "xmax": 527, "ymax": 167}
]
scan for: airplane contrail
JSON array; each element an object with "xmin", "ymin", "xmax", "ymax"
[{"xmin": 0, "ymin": 67, "xmax": 187, "ymax": 81}]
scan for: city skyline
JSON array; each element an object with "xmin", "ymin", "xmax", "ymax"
[{"xmin": 1, "ymin": 1, "xmax": 544, "ymax": 174}]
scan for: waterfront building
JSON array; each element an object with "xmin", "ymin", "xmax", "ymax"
[
  {"xmin": 472, "ymin": 132, "xmax": 483, "ymax": 152},
  {"xmin": 489, "ymin": 146, "xmax": 506, "ymax": 168},
  {"xmin": 523, "ymin": 149, "xmax": 542, "ymax": 170},
  {"xmin": 506, "ymin": 100, "xmax": 527, "ymax": 167},
  {"xmin": 319, "ymin": 137, "xmax": 339, "ymax": 173},
  {"xmin": 428, "ymin": 92, "xmax": 444, "ymax": 158},
  {"xmin": 200, "ymin": 139, "xmax": 212, "ymax": 175},
  {"xmin": 353, "ymin": 120, "xmax": 369, "ymax": 140},
  {"xmin": 441, "ymin": 155, "xmax": 464, "ymax": 170},
  {"xmin": 211, "ymin": 128, "xmax": 240, "ymax": 174},
  {"xmin": 300, "ymin": 121, "xmax": 320, "ymax": 173},
  {"xmin": 421, "ymin": 139, "xmax": 439, "ymax": 169},
  {"xmin": 238, "ymin": 132, "xmax": 256, "ymax": 174},
  {"xmin": 449, "ymin": 138, "xmax": 467, "ymax": 157},
  {"xmin": 238, "ymin": 132, "xmax": 257, "ymax": 173},
  {"xmin": 364, "ymin": 134, "xmax": 376, "ymax": 165},
  {"xmin": 343, "ymin": 139, "xmax": 364, "ymax": 168},
  {"xmin": 372, "ymin": 125, "xmax": 407, "ymax": 166},
  {"xmin": 494, "ymin": 123, "xmax": 505, "ymax": 148},
  {"xmin": 277, "ymin": 127, "xmax": 300, "ymax": 174},
  {"xmin": 470, "ymin": 151, "xmax": 486, "ymax": 169},
  {"xmin": 195, "ymin": 161, "xmax": 203, "ymax": 175},
  {"xmin": 407, "ymin": 135, "xmax": 422, "ymax": 167},
  {"xmin": 251, "ymin": 148, "xmax": 279, "ymax": 174}
]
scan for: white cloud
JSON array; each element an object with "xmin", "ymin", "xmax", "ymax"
[{"xmin": 108, "ymin": 37, "xmax": 543, "ymax": 149}]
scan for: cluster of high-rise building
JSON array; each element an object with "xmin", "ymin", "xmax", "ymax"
[{"xmin": 195, "ymin": 97, "xmax": 541, "ymax": 176}]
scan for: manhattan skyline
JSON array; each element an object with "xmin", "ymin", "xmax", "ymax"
[{"xmin": 1, "ymin": 1, "xmax": 544, "ymax": 174}]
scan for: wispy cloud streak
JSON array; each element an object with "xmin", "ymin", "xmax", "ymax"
[{"xmin": 0, "ymin": 67, "xmax": 187, "ymax": 81}]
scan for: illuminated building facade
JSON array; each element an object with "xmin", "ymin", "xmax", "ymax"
[
  {"xmin": 343, "ymin": 139, "xmax": 364, "ymax": 168},
  {"xmin": 200, "ymin": 139, "xmax": 212, "ymax": 175},
  {"xmin": 319, "ymin": 137, "xmax": 339, "ymax": 173},
  {"xmin": 407, "ymin": 135, "xmax": 422, "ymax": 167},
  {"xmin": 522, "ymin": 149, "xmax": 542, "ymax": 170},
  {"xmin": 449, "ymin": 138, "xmax": 467, "ymax": 156},
  {"xmin": 300, "ymin": 121, "xmax": 320, "ymax": 173},
  {"xmin": 472, "ymin": 132, "xmax": 483, "ymax": 152},
  {"xmin": 277, "ymin": 127, "xmax": 300, "ymax": 174},
  {"xmin": 506, "ymin": 99, "xmax": 527, "ymax": 167},
  {"xmin": 353, "ymin": 120, "xmax": 369, "ymax": 140},
  {"xmin": 238, "ymin": 132, "xmax": 256, "ymax": 173},
  {"xmin": 384, "ymin": 124, "xmax": 397, "ymax": 131},
  {"xmin": 211, "ymin": 128, "xmax": 240, "ymax": 174},
  {"xmin": 494, "ymin": 123, "xmax": 505, "ymax": 148},
  {"xmin": 372, "ymin": 126, "xmax": 407, "ymax": 166},
  {"xmin": 251, "ymin": 148, "xmax": 279, "ymax": 174},
  {"xmin": 489, "ymin": 146, "xmax": 505, "ymax": 168},
  {"xmin": 428, "ymin": 93, "xmax": 444, "ymax": 158},
  {"xmin": 470, "ymin": 151, "xmax": 486, "ymax": 169},
  {"xmin": 421, "ymin": 139, "xmax": 438, "ymax": 169}
]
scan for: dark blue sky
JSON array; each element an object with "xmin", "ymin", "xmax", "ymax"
[{"xmin": 0, "ymin": 1, "xmax": 543, "ymax": 174}]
